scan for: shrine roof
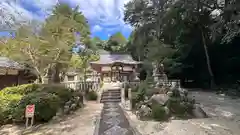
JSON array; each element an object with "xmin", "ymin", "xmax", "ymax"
[
  {"xmin": 0, "ymin": 57, "xmax": 23, "ymax": 69},
  {"xmin": 90, "ymin": 51, "xmax": 141, "ymax": 65}
]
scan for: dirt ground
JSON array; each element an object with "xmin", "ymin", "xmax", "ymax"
[
  {"xmin": 125, "ymin": 91, "xmax": 240, "ymax": 135},
  {"xmin": 0, "ymin": 101, "xmax": 103, "ymax": 135}
]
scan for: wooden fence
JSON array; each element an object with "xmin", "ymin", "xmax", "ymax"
[{"xmin": 61, "ymin": 80, "xmax": 100, "ymax": 91}]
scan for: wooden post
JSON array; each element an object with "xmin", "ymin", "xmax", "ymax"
[
  {"xmin": 25, "ymin": 105, "xmax": 35, "ymax": 128},
  {"xmin": 128, "ymin": 88, "xmax": 132, "ymax": 110},
  {"xmin": 25, "ymin": 117, "xmax": 29, "ymax": 128}
]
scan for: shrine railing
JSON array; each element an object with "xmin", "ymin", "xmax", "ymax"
[{"xmin": 61, "ymin": 80, "xmax": 100, "ymax": 91}]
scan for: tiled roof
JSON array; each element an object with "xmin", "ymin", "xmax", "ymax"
[
  {"xmin": 90, "ymin": 54, "xmax": 141, "ymax": 65},
  {"xmin": 0, "ymin": 57, "xmax": 23, "ymax": 69}
]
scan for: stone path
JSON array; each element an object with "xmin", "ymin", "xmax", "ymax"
[{"xmin": 97, "ymin": 102, "xmax": 134, "ymax": 135}]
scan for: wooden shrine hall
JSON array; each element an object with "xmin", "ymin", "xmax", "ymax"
[{"xmin": 90, "ymin": 51, "xmax": 141, "ymax": 82}]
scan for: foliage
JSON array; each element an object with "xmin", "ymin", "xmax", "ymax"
[
  {"xmin": 14, "ymin": 92, "xmax": 61, "ymax": 122},
  {"xmin": 0, "ymin": 3, "xmax": 91, "ymax": 83},
  {"xmin": 69, "ymin": 53, "xmax": 99, "ymax": 72},
  {"xmin": 124, "ymin": 0, "xmax": 240, "ymax": 88},
  {"xmin": 0, "ymin": 93, "xmax": 23, "ymax": 123},
  {"xmin": 166, "ymin": 95, "xmax": 195, "ymax": 117},
  {"xmin": 98, "ymin": 32, "xmax": 127, "ymax": 53},
  {"xmin": 38, "ymin": 85, "xmax": 74, "ymax": 105},
  {"xmin": 86, "ymin": 90, "xmax": 98, "ymax": 101},
  {"xmin": 135, "ymin": 82, "xmax": 148, "ymax": 103},
  {"xmin": 0, "ymin": 84, "xmax": 40, "ymax": 95},
  {"xmin": 0, "ymin": 84, "xmax": 82, "ymax": 124},
  {"xmin": 151, "ymin": 105, "xmax": 168, "ymax": 121}
]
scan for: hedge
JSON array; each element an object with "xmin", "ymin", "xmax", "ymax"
[
  {"xmin": 0, "ymin": 84, "xmax": 83, "ymax": 124},
  {"xmin": 13, "ymin": 92, "xmax": 61, "ymax": 122},
  {"xmin": 86, "ymin": 90, "xmax": 98, "ymax": 101},
  {"xmin": 0, "ymin": 84, "xmax": 40, "ymax": 95}
]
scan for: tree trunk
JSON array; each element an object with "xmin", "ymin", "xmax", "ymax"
[
  {"xmin": 36, "ymin": 75, "xmax": 44, "ymax": 84},
  {"xmin": 52, "ymin": 63, "xmax": 61, "ymax": 83},
  {"xmin": 201, "ymin": 30, "xmax": 215, "ymax": 88}
]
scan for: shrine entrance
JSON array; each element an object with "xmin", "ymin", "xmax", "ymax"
[
  {"xmin": 90, "ymin": 53, "xmax": 141, "ymax": 83},
  {"xmin": 110, "ymin": 63, "xmax": 123, "ymax": 82}
]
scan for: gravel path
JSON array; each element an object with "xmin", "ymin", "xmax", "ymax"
[
  {"xmin": 125, "ymin": 91, "xmax": 240, "ymax": 135},
  {"xmin": 0, "ymin": 102, "xmax": 103, "ymax": 135}
]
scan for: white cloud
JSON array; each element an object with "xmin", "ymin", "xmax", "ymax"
[
  {"xmin": 92, "ymin": 25, "xmax": 102, "ymax": 32},
  {"xmin": 0, "ymin": 0, "xmax": 133, "ymax": 37},
  {"xmin": 0, "ymin": 1, "xmax": 34, "ymax": 30},
  {"xmin": 70, "ymin": 0, "xmax": 132, "ymax": 33},
  {"xmin": 0, "ymin": 0, "xmax": 57, "ymax": 31},
  {"xmin": 124, "ymin": 0, "xmax": 132, "ymax": 4}
]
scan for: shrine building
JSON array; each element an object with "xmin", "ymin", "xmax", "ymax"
[{"xmin": 90, "ymin": 51, "xmax": 141, "ymax": 82}]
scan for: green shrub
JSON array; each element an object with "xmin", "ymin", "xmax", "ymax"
[
  {"xmin": 39, "ymin": 85, "xmax": 73, "ymax": 105},
  {"xmin": 1, "ymin": 84, "xmax": 40, "ymax": 95},
  {"xmin": 135, "ymin": 82, "xmax": 148, "ymax": 103},
  {"xmin": 151, "ymin": 105, "xmax": 168, "ymax": 121},
  {"xmin": 86, "ymin": 91, "xmax": 98, "ymax": 101},
  {"xmin": 0, "ymin": 94, "xmax": 22, "ymax": 123},
  {"xmin": 132, "ymin": 85, "xmax": 139, "ymax": 92},
  {"xmin": 145, "ymin": 88, "xmax": 160, "ymax": 97},
  {"xmin": 13, "ymin": 92, "xmax": 60, "ymax": 122},
  {"xmin": 0, "ymin": 84, "xmax": 83, "ymax": 124}
]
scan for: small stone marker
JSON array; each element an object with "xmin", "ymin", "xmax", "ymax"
[{"xmin": 25, "ymin": 105, "xmax": 35, "ymax": 128}]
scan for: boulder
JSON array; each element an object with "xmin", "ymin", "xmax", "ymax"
[
  {"xmin": 63, "ymin": 105, "xmax": 70, "ymax": 114},
  {"xmin": 65, "ymin": 101, "xmax": 72, "ymax": 106},
  {"xmin": 56, "ymin": 109, "xmax": 64, "ymax": 116},
  {"xmin": 150, "ymin": 94, "xmax": 169, "ymax": 106},
  {"xmin": 70, "ymin": 103, "xmax": 77, "ymax": 110},
  {"xmin": 75, "ymin": 96, "xmax": 80, "ymax": 102},
  {"xmin": 136, "ymin": 104, "xmax": 152, "ymax": 119},
  {"xmin": 167, "ymin": 91, "xmax": 173, "ymax": 96}
]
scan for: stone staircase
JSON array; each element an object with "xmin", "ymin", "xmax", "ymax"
[{"xmin": 100, "ymin": 88, "xmax": 121, "ymax": 103}]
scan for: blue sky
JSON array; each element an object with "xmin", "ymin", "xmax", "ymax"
[{"xmin": 0, "ymin": 0, "xmax": 132, "ymax": 40}]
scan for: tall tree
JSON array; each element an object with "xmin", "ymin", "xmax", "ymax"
[
  {"xmin": 124, "ymin": 0, "xmax": 236, "ymax": 87},
  {"xmin": 0, "ymin": 3, "xmax": 91, "ymax": 83},
  {"xmin": 103, "ymin": 32, "xmax": 127, "ymax": 53}
]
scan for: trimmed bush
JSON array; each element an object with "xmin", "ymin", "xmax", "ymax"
[
  {"xmin": 13, "ymin": 92, "xmax": 60, "ymax": 122},
  {"xmin": 86, "ymin": 90, "xmax": 98, "ymax": 101},
  {"xmin": 166, "ymin": 97, "xmax": 194, "ymax": 118},
  {"xmin": 39, "ymin": 85, "xmax": 73, "ymax": 105},
  {"xmin": 0, "ymin": 94, "xmax": 22, "ymax": 123},
  {"xmin": 151, "ymin": 105, "xmax": 168, "ymax": 121},
  {"xmin": 1, "ymin": 84, "xmax": 40, "ymax": 95},
  {"xmin": 0, "ymin": 84, "xmax": 83, "ymax": 125}
]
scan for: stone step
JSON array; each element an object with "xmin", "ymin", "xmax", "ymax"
[
  {"xmin": 104, "ymin": 89, "xmax": 121, "ymax": 92},
  {"xmin": 100, "ymin": 99, "xmax": 121, "ymax": 103},
  {"xmin": 101, "ymin": 92, "xmax": 121, "ymax": 96},
  {"xmin": 101, "ymin": 95, "xmax": 121, "ymax": 100}
]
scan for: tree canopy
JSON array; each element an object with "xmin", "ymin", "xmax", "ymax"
[
  {"xmin": 0, "ymin": 3, "xmax": 92, "ymax": 83},
  {"xmin": 124, "ymin": 0, "xmax": 240, "ymax": 88}
]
